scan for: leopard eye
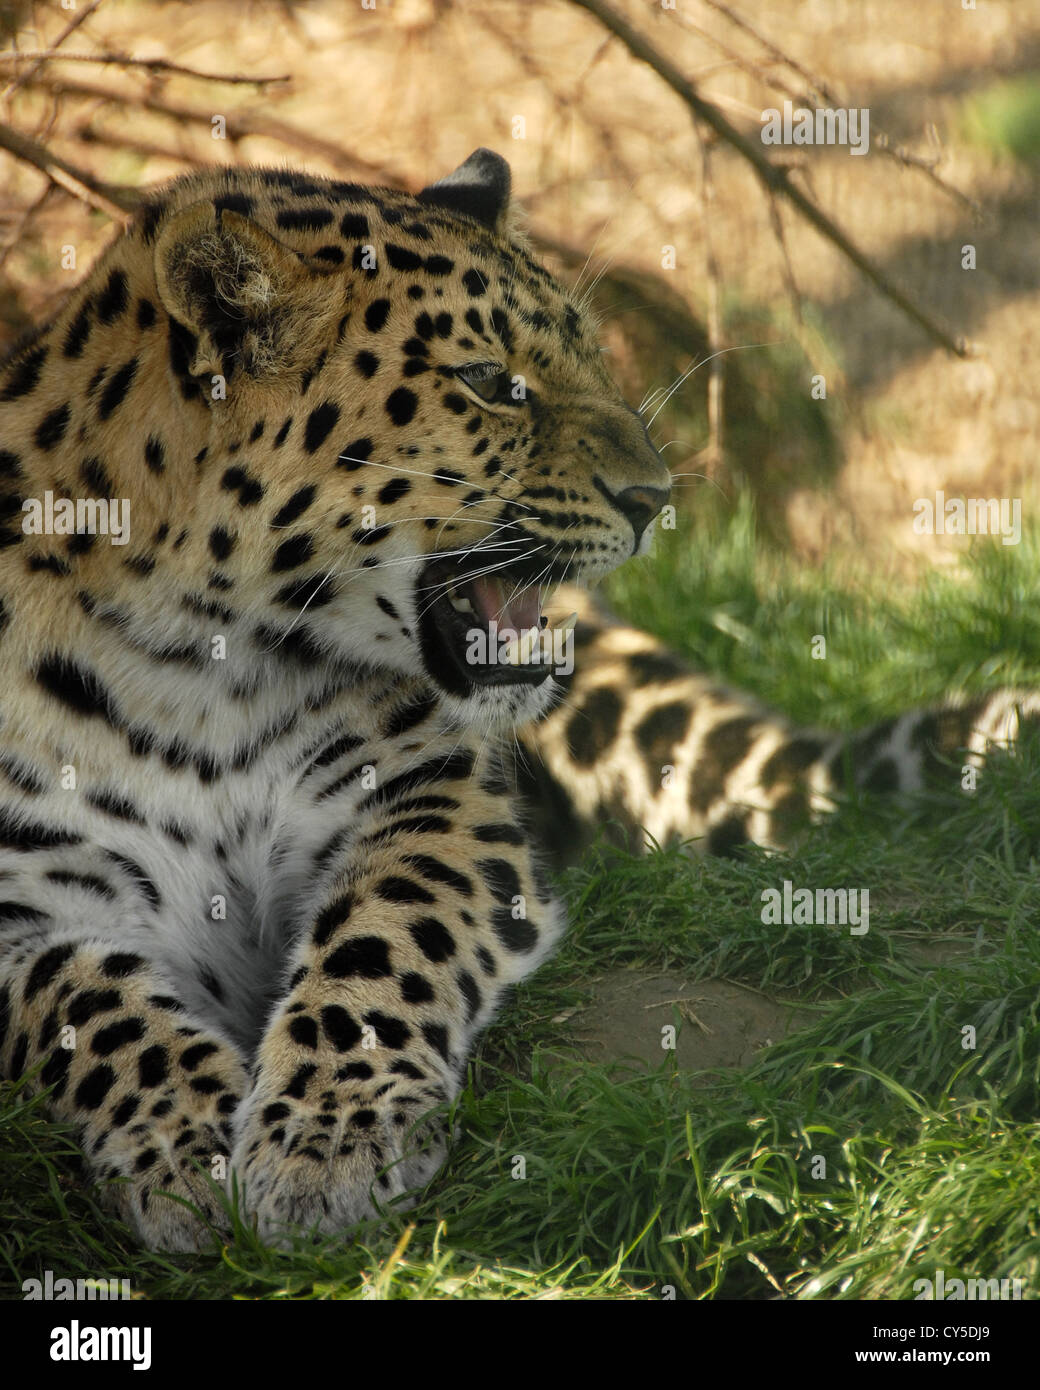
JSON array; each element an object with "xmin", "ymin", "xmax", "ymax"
[{"xmin": 454, "ymin": 361, "xmax": 507, "ymax": 404}]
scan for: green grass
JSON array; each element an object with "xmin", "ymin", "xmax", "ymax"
[
  {"xmin": 960, "ymin": 75, "xmax": 1040, "ymax": 164},
  {"xmin": 606, "ymin": 489, "xmax": 1040, "ymax": 726},
  {"xmin": 3, "ymin": 500, "xmax": 1040, "ymax": 1300}
]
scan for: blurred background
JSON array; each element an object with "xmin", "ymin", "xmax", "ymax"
[{"xmin": 2, "ymin": 0, "xmax": 1038, "ymax": 712}]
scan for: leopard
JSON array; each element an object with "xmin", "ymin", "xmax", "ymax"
[
  {"xmin": 0, "ymin": 148, "xmax": 1034, "ymax": 1252},
  {"xmin": 520, "ymin": 585, "xmax": 1040, "ymax": 865}
]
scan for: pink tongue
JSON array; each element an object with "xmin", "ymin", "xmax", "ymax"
[{"xmin": 468, "ymin": 575, "xmax": 541, "ymax": 631}]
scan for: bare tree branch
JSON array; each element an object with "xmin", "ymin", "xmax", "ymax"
[
  {"xmin": 765, "ymin": 188, "xmax": 802, "ymax": 325},
  {"xmin": 698, "ymin": 0, "xmax": 981, "ymax": 217},
  {"xmin": 0, "ymin": 183, "xmax": 54, "ymax": 272},
  {"xmin": 695, "ymin": 129, "xmax": 725, "ymax": 471},
  {"xmin": 1, "ymin": 0, "xmax": 106, "ymax": 100},
  {"xmin": 569, "ymin": 0, "xmax": 970, "ymax": 357},
  {"xmin": 700, "ymin": 0, "xmax": 844, "ymax": 105},
  {"xmin": 0, "ymin": 120, "xmax": 137, "ymax": 221},
  {"xmin": 21, "ymin": 72, "xmax": 409, "ymax": 187},
  {"xmin": 0, "ymin": 51, "xmax": 289, "ymax": 85}
]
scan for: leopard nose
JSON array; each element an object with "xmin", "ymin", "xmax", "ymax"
[{"xmin": 611, "ymin": 484, "xmax": 670, "ymax": 540}]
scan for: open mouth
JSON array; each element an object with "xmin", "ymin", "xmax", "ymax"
[{"xmin": 416, "ymin": 554, "xmax": 577, "ymax": 695}]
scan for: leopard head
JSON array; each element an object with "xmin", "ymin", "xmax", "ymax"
[{"xmin": 143, "ymin": 151, "xmax": 672, "ymax": 729}]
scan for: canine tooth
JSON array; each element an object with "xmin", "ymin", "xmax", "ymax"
[
  {"xmin": 448, "ymin": 593, "xmax": 475, "ymax": 615},
  {"xmin": 555, "ymin": 612, "xmax": 578, "ymax": 633}
]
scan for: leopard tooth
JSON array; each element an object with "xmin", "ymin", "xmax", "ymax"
[
  {"xmin": 554, "ymin": 612, "xmax": 578, "ymax": 634},
  {"xmin": 448, "ymin": 592, "xmax": 475, "ymax": 615}
]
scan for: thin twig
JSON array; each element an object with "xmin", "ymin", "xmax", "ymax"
[
  {"xmin": 74, "ymin": 122, "xmax": 209, "ymax": 168},
  {"xmin": 675, "ymin": 8, "xmax": 816, "ymax": 108},
  {"xmin": 695, "ymin": 129, "xmax": 725, "ymax": 472},
  {"xmin": 568, "ymin": 0, "xmax": 970, "ymax": 357},
  {"xmin": 700, "ymin": 0, "xmax": 839, "ymax": 105},
  {"xmin": 699, "ymin": 0, "xmax": 981, "ymax": 217},
  {"xmin": 0, "ymin": 50, "xmax": 289, "ymax": 86},
  {"xmin": 1, "ymin": 0, "xmax": 106, "ymax": 100},
  {"xmin": 22, "ymin": 72, "xmax": 407, "ymax": 186},
  {"xmin": 765, "ymin": 189, "xmax": 802, "ymax": 324},
  {"xmin": 482, "ymin": 10, "xmax": 635, "ymax": 189},
  {"xmin": 872, "ymin": 131, "xmax": 981, "ymax": 217},
  {"xmin": 0, "ymin": 120, "xmax": 137, "ymax": 221},
  {"xmin": 0, "ymin": 183, "xmax": 54, "ymax": 272}
]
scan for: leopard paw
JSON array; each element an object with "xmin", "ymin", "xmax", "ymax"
[{"xmin": 230, "ymin": 1083, "xmax": 445, "ymax": 1245}]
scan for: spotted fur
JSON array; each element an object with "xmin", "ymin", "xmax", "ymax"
[
  {"xmin": 0, "ymin": 150, "xmax": 1030, "ymax": 1250},
  {"xmin": 520, "ymin": 587, "xmax": 1040, "ymax": 862},
  {"xmin": 0, "ymin": 151, "xmax": 671, "ymax": 1248}
]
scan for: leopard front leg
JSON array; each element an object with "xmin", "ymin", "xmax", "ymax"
[
  {"xmin": 1, "ymin": 935, "xmax": 246, "ymax": 1252},
  {"xmin": 231, "ymin": 764, "xmax": 564, "ymax": 1243}
]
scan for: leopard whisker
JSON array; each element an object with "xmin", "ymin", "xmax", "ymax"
[
  {"xmin": 642, "ymin": 341, "xmax": 780, "ymax": 427},
  {"xmin": 333, "ymin": 451, "xmax": 536, "ymax": 514}
]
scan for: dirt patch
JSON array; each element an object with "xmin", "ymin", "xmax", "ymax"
[
  {"xmin": 553, "ymin": 968, "xmax": 815, "ymax": 1077},
  {"xmin": 553, "ymin": 939, "xmax": 974, "ymax": 1075},
  {"xmin": 904, "ymin": 937, "xmax": 976, "ymax": 967}
]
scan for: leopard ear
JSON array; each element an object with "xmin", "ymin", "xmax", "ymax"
[
  {"xmin": 153, "ymin": 201, "xmax": 339, "ymax": 380},
  {"xmin": 418, "ymin": 149, "xmax": 512, "ymax": 233}
]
